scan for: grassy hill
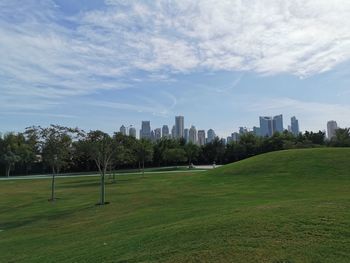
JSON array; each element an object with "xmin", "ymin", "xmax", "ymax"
[{"xmin": 0, "ymin": 148, "xmax": 349, "ymax": 262}]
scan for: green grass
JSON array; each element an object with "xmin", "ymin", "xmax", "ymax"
[{"xmin": 0, "ymin": 148, "xmax": 349, "ymax": 262}]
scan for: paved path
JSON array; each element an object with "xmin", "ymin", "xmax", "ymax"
[{"xmin": 0, "ymin": 169, "xmax": 211, "ymax": 181}]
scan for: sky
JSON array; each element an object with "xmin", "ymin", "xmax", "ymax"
[{"xmin": 1, "ymin": 0, "xmax": 350, "ymax": 137}]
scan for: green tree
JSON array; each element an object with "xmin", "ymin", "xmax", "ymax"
[
  {"xmin": 184, "ymin": 143, "xmax": 199, "ymax": 167},
  {"xmin": 135, "ymin": 139, "xmax": 153, "ymax": 175},
  {"xmin": 164, "ymin": 148, "xmax": 187, "ymax": 167},
  {"xmin": 39, "ymin": 125, "xmax": 79, "ymax": 202},
  {"xmin": 0, "ymin": 133, "xmax": 21, "ymax": 177},
  {"xmin": 82, "ymin": 130, "xmax": 117, "ymax": 205}
]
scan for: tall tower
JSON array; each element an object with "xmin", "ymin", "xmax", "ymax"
[
  {"xmin": 162, "ymin": 125, "xmax": 169, "ymax": 138},
  {"xmin": 175, "ymin": 116, "xmax": 184, "ymax": 139},
  {"xmin": 189, "ymin": 125, "xmax": 197, "ymax": 144},
  {"xmin": 119, "ymin": 125, "xmax": 126, "ymax": 135},
  {"xmin": 140, "ymin": 121, "xmax": 151, "ymax": 140},
  {"xmin": 273, "ymin": 114, "xmax": 283, "ymax": 133},
  {"xmin": 198, "ymin": 130, "xmax": 206, "ymax": 146},
  {"xmin": 129, "ymin": 127, "xmax": 136, "ymax": 138},
  {"xmin": 207, "ymin": 129, "xmax": 216, "ymax": 143},
  {"xmin": 291, "ymin": 116, "xmax": 299, "ymax": 136},
  {"xmin": 327, "ymin": 120, "xmax": 338, "ymax": 139}
]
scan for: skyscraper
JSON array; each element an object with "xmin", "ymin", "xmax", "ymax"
[
  {"xmin": 231, "ymin": 132, "xmax": 240, "ymax": 142},
  {"xmin": 162, "ymin": 125, "xmax": 169, "ymax": 138},
  {"xmin": 327, "ymin": 120, "xmax": 338, "ymax": 139},
  {"xmin": 154, "ymin": 128, "xmax": 161, "ymax": 141},
  {"xmin": 119, "ymin": 125, "xmax": 126, "ymax": 135},
  {"xmin": 140, "ymin": 121, "xmax": 151, "ymax": 140},
  {"xmin": 253, "ymin": 126, "xmax": 260, "ymax": 136},
  {"xmin": 291, "ymin": 116, "xmax": 299, "ymax": 136},
  {"xmin": 273, "ymin": 114, "xmax": 283, "ymax": 133},
  {"xmin": 207, "ymin": 129, "xmax": 216, "ymax": 143},
  {"xmin": 175, "ymin": 116, "xmax": 184, "ymax": 139},
  {"xmin": 259, "ymin": 114, "xmax": 283, "ymax": 137},
  {"xmin": 184, "ymin": 128, "xmax": 189, "ymax": 143},
  {"xmin": 129, "ymin": 127, "xmax": 136, "ymax": 138},
  {"xmin": 198, "ymin": 130, "xmax": 206, "ymax": 146},
  {"xmin": 189, "ymin": 125, "xmax": 197, "ymax": 144}
]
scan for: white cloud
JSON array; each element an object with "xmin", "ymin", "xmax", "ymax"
[{"xmin": 1, "ymin": 0, "xmax": 350, "ymax": 111}]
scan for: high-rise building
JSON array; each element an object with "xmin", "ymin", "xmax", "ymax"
[
  {"xmin": 189, "ymin": 125, "xmax": 197, "ymax": 144},
  {"xmin": 259, "ymin": 114, "xmax": 283, "ymax": 137},
  {"xmin": 171, "ymin": 125, "xmax": 176, "ymax": 139},
  {"xmin": 231, "ymin": 132, "xmax": 240, "ymax": 142},
  {"xmin": 119, "ymin": 125, "xmax": 126, "ymax": 135},
  {"xmin": 175, "ymin": 116, "xmax": 184, "ymax": 139},
  {"xmin": 291, "ymin": 116, "xmax": 299, "ymax": 136},
  {"xmin": 239, "ymin": 127, "xmax": 248, "ymax": 134},
  {"xmin": 327, "ymin": 120, "xmax": 338, "ymax": 139},
  {"xmin": 253, "ymin": 126, "xmax": 260, "ymax": 136},
  {"xmin": 198, "ymin": 130, "xmax": 206, "ymax": 146},
  {"xmin": 273, "ymin": 114, "xmax": 283, "ymax": 133},
  {"xmin": 154, "ymin": 128, "xmax": 161, "ymax": 141},
  {"xmin": 184, "ymin": 128, "xmax": 189, "ymax": 143},
  {"xmin": 207, "ymin": 129, "xmax": 216, "ymax": 143},
  {"xmin": 227, "ymin": 136, "xmax": 233, "ymax": 144},
  {"xmin": 140, "ymin": 121, "xmax": 151, "ymax": 140},
  {"xmin": 162, "ymin": 125, "xmax": 169, "ymax": 138},
  {"xmin": 129, "ymin": 127, "xmax": 136, "ymax": 138}
]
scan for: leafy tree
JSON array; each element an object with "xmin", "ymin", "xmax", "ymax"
[
  {"xmin": 135, "ymin": 139, "xmax": 153, "ymax": 175},
  {"xmin": 330, "ymin": 128, "xmax": 350, "ymax": 147},
  {"xmin": 184, "ymin": 143, "xmax": 199, "ymax": 167},
  {"xmin": 38, "ymin": 125, "xmax": 80, "ymax": 201},
  {"xmin": 82, "ymin": 130, "xmax": 117, "ymax": 205},
  {"xmin": 0, "ymin": 133, "xmax": 21, "ymax": 177},
  {"xmin": 163, "ymin": 148, "xmax": 187, "ymax": 167}
]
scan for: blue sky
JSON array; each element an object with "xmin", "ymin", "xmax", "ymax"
[{"xmin": 1, "ymin": 0, "xmax": 350, "ymax": 137}]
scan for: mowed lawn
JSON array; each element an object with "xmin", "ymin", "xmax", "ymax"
[{"xmin": 0, "ymin": 148, "xmax": 350, "ymax": 263}]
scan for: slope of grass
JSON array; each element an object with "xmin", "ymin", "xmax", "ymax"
[{"xmin": 0, "ymin": 148, "xmax": 349, "ymax": 262}]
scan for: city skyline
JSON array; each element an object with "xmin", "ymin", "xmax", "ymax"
[{"xmin": 1, "ymin": 1, "xmax": 350, "ymax": 135}]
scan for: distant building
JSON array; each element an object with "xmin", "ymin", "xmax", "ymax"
[
  {"xmin": 207, "ymin": 129, "xmax": 216, "ymax": 143},
  {"xmin": 171, "ymin": 125, "xmax": 176, "ymax": 139},
  {"xmin": 119, "ymin": 125, "xmax": 126, "ymax": 135},
  {"xmin": 184, "ymin": 128, "xmax": 189, "ymax": 143},
  {"xmin": 129, "ymin": 127, "xmax": 136, "ymax": 138},
  {"xmin": 253, "ymin": 126, "xmax": 260, "ymax": 136},
  {"xmin": 154, "ymin": 128, "xmax": 161, "ymax": 141},
  {"xmin": 291, "ymin": 116, "xmax": 299, "ymax": 136},
  {"xmin": 231, "ymin": 132, "xmax": 240, "ymax": 142},
  {"xmin": 239, "ymin": 127, "xmax": 248, "ymax": 134},
  {"xmin": 140, "ymin": 121, "xmax": 151, "ymax": 140},
  {"xmin": 259, "ymin": 114, "xmax": 283, "ymax": 137},
  {"xmin": 162, "ymin": 125, "xmax": 169, "ymax": 138},
  {"xmin": 175, "ymin": 116, "xmax": 184, "ymax": 139},
  {"xmin": 327, "ymin": 120, "xmax": 338, "ymax": 139},
  {"xmin": 198, "ymin": 130, "xmax": 206, "ymax": 146},
  {"xmin": 221, "ymin": 138, "xmax": 226, "ymax": 145},
  {"xmin": 227, "ymin": 136, "xmax": 233, "ymax": 144},
  {"xmin": 189, "ymin": 125, "xmax": 197, "ymax": 144}
]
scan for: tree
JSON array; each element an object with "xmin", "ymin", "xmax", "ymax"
[
  {"xmin": 0, "ymin": 133, "xmax": 21, "ymax": 177},
  {"xmin": 184, "ymin": 143, "xmax": 199, "ymax": 167},
  {"xmin": 82, "ymin": 130, "xmax": 117, "ymax": 205},
  {"xmin": 330, "ymin": 128, "xmax": 350, "ymax": 147},
  {"xmin": 135, "ymin": 139, "xmax": 153, "ymax": 175},
  {"xmin": 164, "ymin": 148, "xmax": 187, "ymax": 167},
  {"xmin": 39, "ymin": 125, "xmax": 79, "ymax": 202}
]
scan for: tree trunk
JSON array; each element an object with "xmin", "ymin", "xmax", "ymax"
[
  {"xmin": 50, "ymin": 167, "xmax": 56, "ymax": 202},
  {"xmin": 6, "ymin": 165, "xmax": 11, "ymax": 178},
  {"xmin": 100, "ymin": 170, "xmax": 105, "ymax": 205},
  {"xmin": 142, "ymin": 159, "xmax": 145, "ymax": 176}
]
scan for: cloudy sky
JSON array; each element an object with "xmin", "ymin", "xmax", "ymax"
[{"xmin": 1, "ymin": 0, "xmax": 350, "ymax": 137}]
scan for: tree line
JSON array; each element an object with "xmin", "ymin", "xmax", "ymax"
[{"xmin": 1, "ymin": 125, "xmax": 349, "ymax": 204}]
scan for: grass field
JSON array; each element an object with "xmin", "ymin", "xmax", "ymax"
[{"xmin": 0, "ymin": 148, "xmax": 349, "ymax": 262}]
